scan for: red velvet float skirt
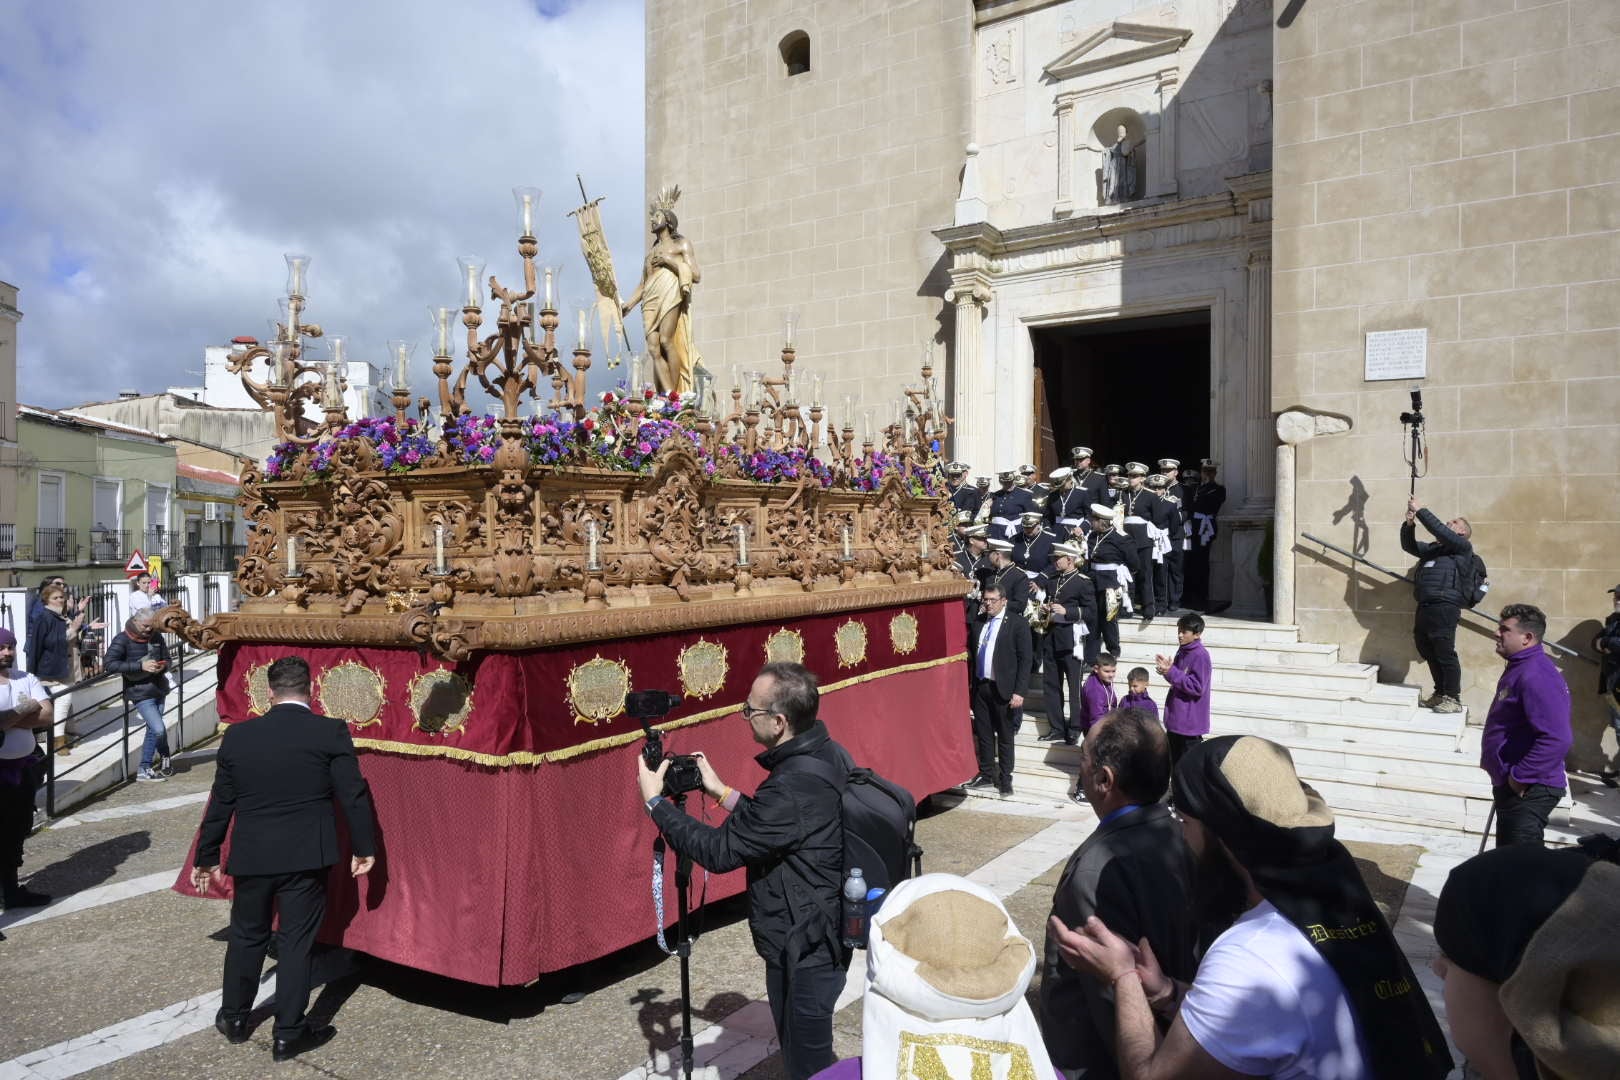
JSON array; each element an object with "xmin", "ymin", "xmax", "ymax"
[{"xmin": 173, "ymin": 598, "xmax": 974, "ymax": 985}]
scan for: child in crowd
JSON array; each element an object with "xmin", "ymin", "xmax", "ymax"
[
  {"xmin": 1121, "ymin": 666, "xmax": 1159, "ymax": 722},
  {"xmin": 1069, "ymin": 655, "xmax": 1120, "ymax": 806},
  {"xmin": 1156, "ymin": 613, "xmax": 1212, "ymax": 776}
]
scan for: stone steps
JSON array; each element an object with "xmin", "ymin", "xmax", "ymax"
[{"xmin": 996, "ymin": 615, "xmax": 1502, "ymax": 831}]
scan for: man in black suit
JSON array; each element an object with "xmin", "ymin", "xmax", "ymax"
[
  {"xmin": 967, "ymin": 583, "xmax": 1033, "ymax": 798},
  {"xmin": 1040, "ymin": 707, "xmax": 1197, "ymax": 1079},
  {"xmin": 192, "ymin": 656, "xmax": 377, "ymax": 1062}
]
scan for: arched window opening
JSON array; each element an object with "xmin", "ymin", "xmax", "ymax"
[{"xmin": 780, "ymin": 31, "xmax": 810, "ymax": 77}]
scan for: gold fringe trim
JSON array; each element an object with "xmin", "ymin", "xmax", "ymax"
[{"xmin": 349, "ymin": 651, "xmax": 968, "ymax": 768}]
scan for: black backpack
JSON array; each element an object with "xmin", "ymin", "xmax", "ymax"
[
  {"xmin": 1460, "ymin": 553, "xmax": 1489, "ymax": 609},
  {"xmin": 779, "ymin": 755, "xmax": 924, "ymax": 911}
]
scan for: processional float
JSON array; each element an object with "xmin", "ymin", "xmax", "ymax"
[{"xmin": 162, "ymin": 184, "xmax": 974, "ymax": 985}]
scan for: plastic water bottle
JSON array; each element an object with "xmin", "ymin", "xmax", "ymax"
[{"xmin": 841, "ymin": 868, "xmax": 868, "ymax": 949}]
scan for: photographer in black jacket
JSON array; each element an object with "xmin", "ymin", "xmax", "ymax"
[
  {"xmin": 636, "ymin": 662, "xmax": 850, "ymax": 1080},
  {"xmin": 1401, "ymin": 495, "xmax": 1478, "ymax": 714}
]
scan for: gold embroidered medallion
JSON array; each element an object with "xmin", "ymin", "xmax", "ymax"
[
  {"xmin": 409, "ymin": 669, "xmax": 475, "ymax": 735},
  {"xmin": 889, "ymin": 611, "xmax": 920, "ymax": 656},
  {"xmin": 763, "ymin": 627, "xmax": 805, "ymax": 665},
  {"xmin": 678, "ymin": 639, "xmax": 729, "ymax": 700},
  {"xmin": 834, "ymin": 619, "xmax": 868, "ymax": 668},
  {"xmin": 566, "ymin": 655, "xmax": 631, "ymax": 725},
  {"xmin": 243, "ymin": 662, "xmax": 273, "ymax": 717},
  {"xmin": 316, "ymin": 661, "xmax": 386, "ymax": 728}
]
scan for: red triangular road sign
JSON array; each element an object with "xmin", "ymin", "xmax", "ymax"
[{"xmin": 124, "ymin": 549, "xmax": 149, "ymax": 576}]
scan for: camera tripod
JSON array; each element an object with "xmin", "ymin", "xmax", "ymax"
[{"xmin": 651, "ymin": 794, "xmax": 697, "ymax": 1080}]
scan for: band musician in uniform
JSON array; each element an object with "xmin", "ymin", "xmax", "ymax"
[
  {"xmin": 1045, "ymin": 467, "xmax": 1090, "ymax": 540},
  {"xmin": 988, "ymin": 470, "xmax": 1036, "ymax": 538},
  {"xmin": 1119, "ymin": 464, "xmax": 1158, "ymax": 620},
  {"xmin": 1037, "ymin": 543, "xmax": 1097, "ymax": 746},
  {"xmin": 1081, "ymin": 504, "xmax": 1136, "ymax": 663},
  {"xmin": 1157, "ymin": 458, "xmax": 1188, "ymax": 611}
]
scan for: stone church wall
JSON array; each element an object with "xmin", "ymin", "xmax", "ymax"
[
  {"xmin": 645, "ymin": 0, "xmax": 972, "ymax": 416},
  {"xmin": 1272, "ymin": 0, "xmax": 1620, "ymax": 767}
]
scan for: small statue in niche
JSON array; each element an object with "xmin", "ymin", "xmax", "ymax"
[{"xmin": 1099, "ymin": 124, "xmax": 1144, "ymax": 204}]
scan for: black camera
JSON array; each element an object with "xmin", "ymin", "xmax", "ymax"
[
  {"xmin": 630, "ymin": 690, "xmax": 704, "ymax": 798},
  {"xmin": 1399, "ymin": 388, "xmax": 1425, "ymax": 427}
]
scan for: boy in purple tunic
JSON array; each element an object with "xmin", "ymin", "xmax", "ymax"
[
  {"xmin": 1070, "ymin": 654, "xmax": 1120, "ymax": 804},
  {"xmin": 1121, "ymin": 666, "xmax": 1159, "ymax": 721},
  {"xmin": 1155, "ymin": 613, "xmax": 1211, "ymax": 776}
]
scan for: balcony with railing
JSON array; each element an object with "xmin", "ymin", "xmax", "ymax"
[
  {"xmin": 0, "ymin": 523, "xmax": 14, "ymax": 561},
  {"xmin": 89, "ymin": 528, "xmax": 129, "ymax": 565},
  {"xmin": 34, "ymin": 527, "xmax": 78, "ymax": 564},
  {"xmin": 143, "ymin": 527, "xmax": 172, "ymax": 559},
  {"xmin": 181, "ymin": 543, "xmax": 246, "ymax": 573}
]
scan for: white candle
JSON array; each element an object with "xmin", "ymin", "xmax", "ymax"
[
  {"xmin": 842, "ymin": 525, "xmax": 853, "ymax": 561},
  {"xmin": 586, "ymin": 518, "xmax": 600, "ymax": 570},
  {"xmin": 543, "ymin": 268, "xmax": 556, "ymax": 310},
  {"xmin": 576, "ymin": 308, "xmax": 589, "ymax": 350},
  {"xmin": 736, "ymin": 523, "xmax": 748, "ymax": 566},
  {"xmin": 812, "ymin": 373, "xmax": 824, "ymax": 406},
  {"xmin": 435, "ymin": 524, "xmax": 446, "ymax": 574},
  {"xmin": 286, "ymin": 535, "xmax": 297, "ymax": 577},
  {"xmin": 630, "ymin": 355, "xmax": 642, "ymax": 395},
  {"xmin": 920, "ymin": 530, "xmax": 930, "ymax": 559}
]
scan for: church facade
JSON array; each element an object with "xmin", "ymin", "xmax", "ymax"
[{"xmin": 648, "ymin": 0, "xmax": 1620, "ymax": 766}]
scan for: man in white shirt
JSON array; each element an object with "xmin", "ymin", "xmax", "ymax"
[
  {"xmin": 1, "ymin": 627, "xmax": 55, "ymax": 909},
  {"xmin": 1050, "ymin": 735, "xmax": 1452, "ymax": 1080}
]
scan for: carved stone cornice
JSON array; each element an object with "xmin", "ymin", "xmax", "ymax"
[{"xmin": 161, "ymin": 578, "xmax": 972, "ymax": 656}]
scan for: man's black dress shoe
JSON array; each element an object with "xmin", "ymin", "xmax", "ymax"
[
  {"xmin": 1037, "ymin": 731, "xmax": 1064, "ymax": 742},
  {"xmin": 214, "ymin": 1014, "xmax": 249, "ymax": 1044},
  {"xmin": 964, "ymin": 774, "xmax": 995, "ymax": 790},
  {"xmin": 272, "ymin": 1025, "xmax": 336, "ymax": 1062}
]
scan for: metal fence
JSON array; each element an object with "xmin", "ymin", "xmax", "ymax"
[
  {"xmin": 89, "ymin": 528, "xmax": 129, "ymax": 565},
  {"xmin": 0, "ymin": 523, "xmax": 14, "ymax": 561},
  {"xmin": 38, "ymin": 638, "xmax": 220, "ymax": 818},
  {"xmin": 34, "ymin": 528, "xmax": 77, "ymax": 564}
]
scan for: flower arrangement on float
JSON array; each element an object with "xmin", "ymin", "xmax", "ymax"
[{"xmin": 262, "ymin": 382, "xmax": 943, "ymax": 496}]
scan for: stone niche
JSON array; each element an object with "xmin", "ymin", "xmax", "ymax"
[{"xmin": 1047, "ymin": 20, "xmax": 1191, "ymax": 217}]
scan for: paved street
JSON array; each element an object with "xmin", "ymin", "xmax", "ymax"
[
  {"xmin": 0, "ymin": 744, "xmax": 1087, "ymax": 1079},
  {"xmin": 0, "ymin": 735, "xmax": 1532, "ymax": 1079}
]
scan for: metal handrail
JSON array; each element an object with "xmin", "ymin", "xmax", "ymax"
[
  {"xmin": 37, "ymin": 639, "xmax": 220, "ymax": 818},
  {"xmin": 1300, "ymin": 531, "xmax": 1597, "ymax": 665}
]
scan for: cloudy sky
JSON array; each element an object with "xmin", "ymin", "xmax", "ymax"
[{"xmin": 0, "ymin": 0, "xmax": 645, "ymax": 411}]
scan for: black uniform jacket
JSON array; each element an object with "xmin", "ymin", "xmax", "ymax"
[
  {"xmin": 652, "ymin": 721, "xmax": 850, "ymax": 965},
  {"xmin": 1042, "ymin": 568, "xmax": 1097, "ymax": 655},
  {"xmin": 197, "ymin": 702, "xmax": 378, "ymax": 876}
]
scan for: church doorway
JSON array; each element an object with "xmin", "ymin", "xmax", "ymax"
[{"xmin": 1030, "ymin": 309, "xmax": 1211, "ymax": 475}]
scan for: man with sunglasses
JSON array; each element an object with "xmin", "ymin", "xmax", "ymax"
[{"xmin": 637, "ymin": 662, "xmax": 852, "ymax": 1080}]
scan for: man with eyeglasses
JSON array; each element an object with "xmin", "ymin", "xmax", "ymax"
[{"xmin": 636, "ymin": 662, "xmax": 852, "ymax": 1080}]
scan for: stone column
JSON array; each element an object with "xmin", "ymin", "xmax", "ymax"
[
  {"xmin": 950, "ymin": 280, "xmax": 994, "ymax": 470},
  {"xmin": 1053, "ymin": 99, "xmax": 1075, "ymax": 217},
  {"xmin": 1245, "ymin": 249, "xmax": 1274, "ymax": 508},
  {"xmin": 1274, "ymin": 442, "xmax": 1296, "ymax": 624}
]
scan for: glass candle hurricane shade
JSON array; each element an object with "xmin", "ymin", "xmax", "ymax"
[
  {"xmin": 512, "ymin": 186, "xmax": 542, "ymax": 239},
  {"xmin": 457, "ymin": 256, "xmax": 486, "ymax": 309}
]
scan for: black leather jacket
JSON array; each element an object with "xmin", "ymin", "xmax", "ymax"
[{"xmin": 651, "ymin": 721, "xmax": 850, "ymax": 965}]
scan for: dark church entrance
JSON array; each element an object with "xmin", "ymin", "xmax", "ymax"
[{"xmin": 1031, "ymin": 310, "xmax": 1211, "ymax": 475}]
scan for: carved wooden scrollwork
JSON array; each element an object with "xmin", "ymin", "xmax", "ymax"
[
  {"xmin": 153, "ymin": 605, "xmax": 224, "ymax": 651},
  {"xmin": 400, "ymin": 610, "xmax": 483, "ymax": 662},
  {"xmin": 538, "ymin": 495, "xmax": 616, "ymax": 548},
  {"xmin": 638, "ymin": 439, "xmax": 711, "ymax": 600}
]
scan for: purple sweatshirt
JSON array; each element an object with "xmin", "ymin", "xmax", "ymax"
[
  {"xmin": 1121, "ymin": 689, "xmax": 1159, "ymax": 721},
  {"xmin": 1078, "ymin": 672, "xmax": 1118, "ymax": 734},
  {"xmin": 1480, "ymin": 646, "xmax": 1572, "ymax": 789},
  {"xmin": 1162, "ymin": 638, "xmax": 1211, "ymax": 736}
]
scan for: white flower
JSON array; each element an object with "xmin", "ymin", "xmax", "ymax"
[{"xmin": 600, "ymin": 435, "xmax": 616, "ymax": 446}]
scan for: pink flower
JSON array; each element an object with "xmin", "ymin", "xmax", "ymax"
[{"xmin": 638, "ymin": 441, "xmax": 652, "ymax": 453}]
